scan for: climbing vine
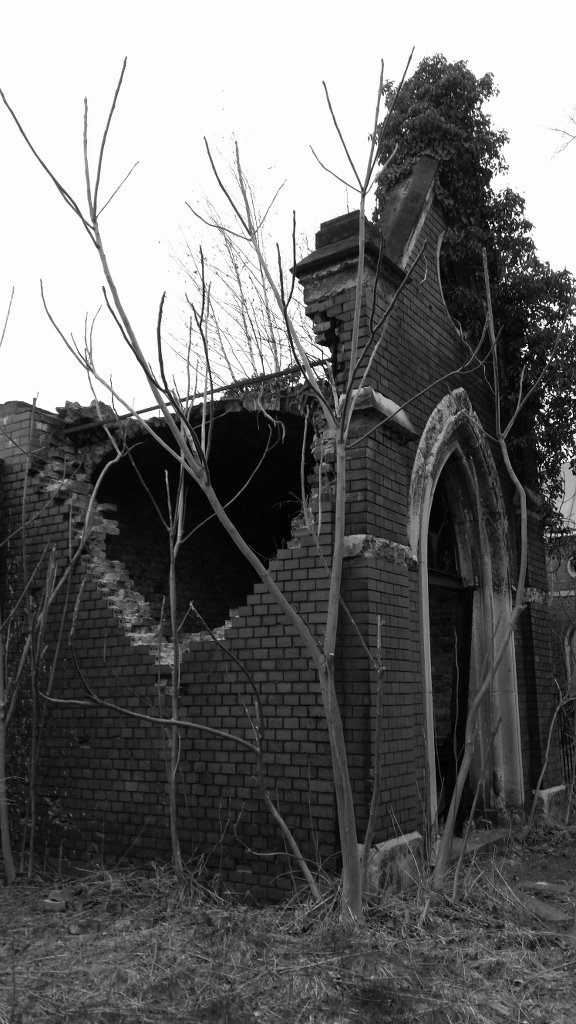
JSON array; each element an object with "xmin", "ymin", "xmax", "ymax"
[{"xmin": 374, "ymin": 54, "xmax": 576, "ymax": 516}]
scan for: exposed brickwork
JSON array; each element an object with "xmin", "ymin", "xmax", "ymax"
[
  {"xmin": 38, "ymin": 532, "xmax": 337, "ymax": 900},
  {"xmin": 294, "ymin": 183, "xmax": 561, "ymax": 822},
  {"xmin": 0, "ymin": 162, "xmax": 563, "ymax": 893},
  {"xmin": 0, "ymin": 402, "xmax": 337, "ymax": 896}
]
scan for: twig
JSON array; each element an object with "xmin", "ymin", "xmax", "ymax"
[{"xmin": 0, "ymin": 286, "xmax": 14, "ymax": 349}]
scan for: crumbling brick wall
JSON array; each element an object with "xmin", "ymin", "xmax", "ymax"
[
  {"xmin": 0, "ymin": 399, "xmax": 337, "ymax": 897},
  {"xmin": 35, "ymin": 523, "xmax": 337, "ymax": 899},
  {"xmin": 0, "ymin": 159, "xmax": 563, "ymax": 891}
]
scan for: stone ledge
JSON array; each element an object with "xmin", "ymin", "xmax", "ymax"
[
  {"xmin": 362, "ymin": 832, "xmax": 423, "ymax": 895},
  {"xmin": 343, "ymin": 533, "xmax": 416, "ymax": 567},
  {"xmin": 346, "ymin": 387, "xmax": 417, "ymax": 441},
  {"xmin": 531, "ymin": 785, "xmax": 568, "ymax": 824}
]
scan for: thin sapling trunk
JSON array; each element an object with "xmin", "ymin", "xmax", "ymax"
[{"xmin": 0, "ymin": 621, "xmax": 16, "ymax": 883}]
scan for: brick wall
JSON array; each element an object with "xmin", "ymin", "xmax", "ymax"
[
  {"xmin": 34, "ymin": 526, "xmax": 339, "ymax": 899},
  {"xmin": 0, "ymin": 402, "xmax": 337, "ymax": 895},
  {"xmin": 294, "ymin": 194, "xmax": 562, "ymax": 821},
  {"xmin": 0, "ymin": 167, "xmax": 564, "ymax": 891}
]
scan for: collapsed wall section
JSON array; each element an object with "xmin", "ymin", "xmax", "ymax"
[
  {"xmin": 93, "ymin": 408, "xmax": 311, "ymax": 632},
  {"xmin": 38, "ymin": 524, "xmax": 337, "ymax": 899}
]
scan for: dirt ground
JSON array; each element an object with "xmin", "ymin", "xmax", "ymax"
[
  {"xmin": 504, "ymin": 824, "xmax": 576, "ymax": 888},
  {"xmin": 1, "ymin": 824, "xmax": 576, "ymax": 1024}
]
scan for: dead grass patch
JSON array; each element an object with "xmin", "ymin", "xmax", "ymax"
[{"xmin": 1, "ymin": 835, "xmax": 576, "ymax": 1023}]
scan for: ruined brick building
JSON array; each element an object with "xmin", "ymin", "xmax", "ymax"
[{"xmin": 0, "ymin": 158, "xmax": 563, "ymax": 894}]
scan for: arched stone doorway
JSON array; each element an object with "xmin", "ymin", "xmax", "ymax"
[{"xmin": 409, "ymin": 389, "xmax": 524, "ymax": 829}]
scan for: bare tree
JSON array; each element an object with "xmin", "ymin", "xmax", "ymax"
[
  {"xmin": 3, "ymin": 55, "xmax": 565, "ymax": 915},
  {"xmin": 1, "ymin": 58, "xmax": 421, "ymax": 917},
  {"xmin": 173, "ymin": 169, "xmax": 320, "ymax": 385}
]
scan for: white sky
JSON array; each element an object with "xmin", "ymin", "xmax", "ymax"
[{"xmin": 1, "ymin": 0, "xmax": 575, "ymax": 413}]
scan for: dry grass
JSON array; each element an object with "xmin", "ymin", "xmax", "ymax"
[{"xmin": 1, "ymin": 836, "xmax": 576, "ymax": 1024}]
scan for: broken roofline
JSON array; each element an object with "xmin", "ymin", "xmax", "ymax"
[
  {"xmin": 59, "ymin": 159, "xmax": 440, "ymax": 440},
  {"xmin": 59, "ymin": 357, "xmax": 330, "ymax": 437}
]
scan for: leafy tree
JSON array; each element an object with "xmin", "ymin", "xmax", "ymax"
[{"xmin": 374, "ymin": 55, "xmax": 575, "ymax": 512}]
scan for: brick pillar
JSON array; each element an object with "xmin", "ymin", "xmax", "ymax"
[
  {"xmin": 0, "ymin": 403, "xmax": 55, "ymax": 604},
  {"xmin": 294, "ymin": 216, "xmax": 425, "ymax": 841}
]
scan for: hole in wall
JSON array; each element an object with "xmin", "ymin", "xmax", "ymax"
[{"xmin": 92, "ymin": 409, "xmax": 313, "ymax": 632}]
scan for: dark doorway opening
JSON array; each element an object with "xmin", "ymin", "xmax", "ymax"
[{"xmin": 428, "ymin": 480, "xmax": 473, "ymax": 830}]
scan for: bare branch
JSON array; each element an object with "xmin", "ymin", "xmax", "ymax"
[
  {"xmin": 40, "ymin": 680, "xmax": 259, "ymax": 755},
  {"xmin": 309, "ymin": 146, "xmax": 360, "ymax": 193},
  {"xmin": 321, "ymin": 81, "xmax": 363, "ymax": 190},
  {"xmin": 186, "ymin": 202, "xmax": 249, "ymax": 241},
  {"xmin": 256, "ymin": 179, "xmax": 286, "ymax": 233},
  {"xmin": 93, "ymin": 58, "xmax": 128, "ymax": 213},
  {"xmin": 369, "ymin": 47, "xmax": 414, "ymax": 179},
  {"xmin": 0, "ymin": 85, "xmax": 94, "ymax": 238},
  {"xmin": 204, "ymin": 138, "xmax": 250, "ymax": 234},
  {"xmin": 0, "ymin": 287, "xmax": 15, "ymax": 350},
  {"xmin": 97, "ymin": 161, "xmax": 139, "ymax": 218}
]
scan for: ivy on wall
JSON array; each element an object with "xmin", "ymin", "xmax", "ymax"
[{"xmin": 374, "ymin": 55, "xmax": 576, "ymax": 519}]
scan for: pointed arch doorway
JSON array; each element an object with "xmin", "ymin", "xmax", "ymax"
[{"xmin": 409, "ymin": 390, "xmax": 525, "ymax": 832}]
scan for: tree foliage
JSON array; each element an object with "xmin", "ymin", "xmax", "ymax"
[{"xmin": 374, "ymin": 54, "xmax": 575, "ymax": 512}]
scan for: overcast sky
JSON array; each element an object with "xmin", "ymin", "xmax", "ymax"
[{"xmin": 1, "ymin": 0, "xmax": 575, "ymax": 413}]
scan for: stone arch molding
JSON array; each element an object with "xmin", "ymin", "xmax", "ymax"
[
  {"xmin": 409, "ymin": 389, "xmax": 508, "ymax": 569},
  {"xmin": 408, "ymin": 388, "xmax": 524, "ymax": 825}
]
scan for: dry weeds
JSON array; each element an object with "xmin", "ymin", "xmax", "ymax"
[{"xmin": 1, "ymin": 830, "xmax": 575, "ymax": 1023}]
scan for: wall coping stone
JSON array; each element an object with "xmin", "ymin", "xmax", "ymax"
[
  {"xmin": 345, "ymin": 387, "xmax": 417, "ymax": 440},
  {"xmin": 343, "ymin": 533, "xmax": 416, "ymax": 567}
]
